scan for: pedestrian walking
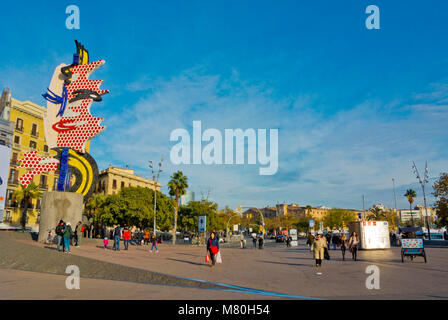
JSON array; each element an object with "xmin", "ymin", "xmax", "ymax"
[
  {"xmin": 74, "ymin": 221, "xmax": 82, "ymax": 247},
  {"xmin": 150, "ymin": 234, "xmax": 159, "ymax": 252},
  {"xmin": 206, "ymin": 232, "xmax": 220, "ymax": 267},
  {"xmin": 306, "ymin": 232, "xmax": 315, "ymax": 247},
  {"xmin": 348, "ymin": 231, "xmax": 359, "ymax": 261},
  {"xmin": 144, "ymin": 230, "xmax": 150, "ymax": 245},
  {"xmin": 325, "ymin": 232, "xmax": 331, "ymax": 246},
  {"xmin": 311, "ymin": 232, "xmax": 327, "ymax": 267},
  {"xmin": 63, "ymin": 222, "xmax": 73, "ymax": 253},
  {"xmin": 258, "ymin": 236, "xmax": 264, "ymax": 249},
  {"xmin": 286, "ymin": 236, "xmax": 291, "ymax": 247},
  {"xmin": 331, "ymin": 233, "xmax": 339, "ymax": 250},
  {"xmin": 123, "ymin": 227, "xmax": 131, "ymax": 250},
  {"xmin": 103, "ymin": 237, "xmax": 109, "ymax": 249},
  {"xmin": 55, "ymin": 220, "xmax": 65, "ymax": 252},
  {"xmin": 137, "ymin": 229, "xmax": 144, "ymax": 245},
  {"xmin": 340, "ymin": 233, "xmax": 347, "ymax": 260},
  {"xmin": 113, "ymin": 225, "xmax": 122, "ymax": 251},
  {"xmin": 252, "ymin": 234, "xmax": 257, "ymax": 248}
]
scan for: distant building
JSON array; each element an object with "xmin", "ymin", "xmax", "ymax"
[
  {"xmin": 400, "ymin": 205, "xmax": 436, "ymax": 224},
  {"xmin": 180, "ymin": 191, "xmax": 195, "ymax": 205},
  {"xmin": 96, "ymin": 166, "xmax": 160, "ymax": 195}
]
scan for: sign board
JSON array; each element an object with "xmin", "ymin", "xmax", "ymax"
[
  {"xmin": 233, "ymin": 224, "xmax": 238, "ymax": 232},
  {"xmin": 309, "ymin": 219, "xmax": 315, "ymax": 228},
  {"xmin": 0, "ymin": 145, "xmax": 11, "ymax": 222},
  {"xmin": 198, "ymin": 215, "xmax": 206, "ymax": 232},
  {"xmin": 289, "ymin": 228, "xmax": 298, "ymax": 241}
]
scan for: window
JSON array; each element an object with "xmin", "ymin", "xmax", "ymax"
[
  {"xmin": 15, "ymin": 118, "xmax": 23, "ymax": 131},
  {"xmin": 11, "ymin": 152, "xmax": 18, "ymax": 165},
  {"xmin": 29, "ymin": 140, "xmax": 37, "ymax": 149},
  {"xmin": 8, "ymin": 169, "xmax": 16, "ymax": 182},
  {"xmin": 121, "ymin": 181, "xmax": 125, "ymax": 189},
  {"xmin": 54, "ymin": 177, "xmax": 58, "ymax": 190},
  {"xmin": 112, "ymin": 179, "xmax": 117, "ymax": 189},
  {"xmin": 43, "ymin": 145, "xmax": 49, "ymax": 152},
  {"xmin": 14, "ymin": 135, "xmax": 20, "ymax": 144},
  {"xmin": 39, "ymin": 175, "xmax": 47, "ymax": 188},
  {"xmin": 31, "ymin": 123, "xmax": 38, "ymax": 136}
]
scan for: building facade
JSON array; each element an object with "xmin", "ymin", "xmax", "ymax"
[
  {"xmin": 2, "ymin": 97, "xmax": 60, "ymax": 227},
  {"xmin": 96, "ymin": 166, "xmax": 160, "ymax": 195}
]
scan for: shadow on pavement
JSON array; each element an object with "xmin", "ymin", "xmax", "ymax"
[
  {"xmin": 167, "ymin": 258, "xmax": 209, "ymax": 267},
  {"xmin": 256, "ymin": 260, "xmax": 313, "ymax": 268}
]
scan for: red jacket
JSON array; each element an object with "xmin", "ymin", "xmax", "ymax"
[{"xmin": 123, "ymin": 230, "xmax": 131, "ymax": 241}]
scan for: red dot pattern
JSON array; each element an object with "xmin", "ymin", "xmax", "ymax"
[
  {"xmin": 55, "ymin": 60, "xmax": 108, "ymax": 153},
  {"xmin": 17, "ymin": 151, "xmax": 60, "ymax": 188}
]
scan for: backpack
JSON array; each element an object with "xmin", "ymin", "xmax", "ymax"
[{"xmin": 55, "ymin": 224, "xmax": 63, "ymax": 236}]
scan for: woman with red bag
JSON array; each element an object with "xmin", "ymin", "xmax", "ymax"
[{"xmin": 206, "ymin": 232, "xmax": 220, "ymax": 267}]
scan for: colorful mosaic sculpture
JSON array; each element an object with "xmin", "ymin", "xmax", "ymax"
[{"xmin": 16, "ymin": 41, "xmax": 106, "ymax": 202}]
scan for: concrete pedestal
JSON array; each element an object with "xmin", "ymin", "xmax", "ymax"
[{"xmin": 38, "ymin": 192, "xmax": 83, "ymax": 243}]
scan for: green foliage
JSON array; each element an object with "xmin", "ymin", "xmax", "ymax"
[
  {"xmin": 404, "ymin": 189, "xmax": 417, "ymax": 207},
  {"xmin": 13, "ymin": 182, "xmax": 42, "ymax": 229},
  {"xmin": 433, "ymin": 173, "xmax": 448, "ymax": 227},
  {"xmin": 294, "ymin": 217, "xmax": 310, "ymax": 233},
  {"xmin": 178, "ymin": 200, "xmax": 224, "ymax": 232},
  {"xmin": 168, "ymin": 171, "xmax": 189, "ymax": 204},
  {"xmin": 323, "ymin": 209, "xmax": 356, "ymax": 229},
  {"xmin": 93, "ymin": 187, "xmax": 174, "ymax": 230}
]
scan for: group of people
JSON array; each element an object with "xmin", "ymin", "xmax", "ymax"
[
  {"xmin": 252, "ymin": 234, "xmax": 264, "ymax": 249},
  {"xmin": 53, "ymin": 220, "xmax": 83, "ymax": 253},
  {"xmin": 103, "ymin": 225, "xmax": 160, "ymax": 252},
  {"xmin": 308, "ymin": 231, "xmax": 360, "ymax": 267}
]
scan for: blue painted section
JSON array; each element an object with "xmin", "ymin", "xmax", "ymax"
[
  {"xmin": 57, "ymin": 147, "xmax": 69, "ymax": 192},
  {"xmin": 172, "ymin": 274, "xmax": 324, "ymax": 300}
]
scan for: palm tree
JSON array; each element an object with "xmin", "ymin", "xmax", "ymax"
[
  {"xmin": 168, "ymin": 171, "xmax": 188, "ymax": 245},
  {"xmin": 404, "ymin": 189, "xmax": 417, "ymax": 226},
  {"xmin": 13, "ymin": 182, "xmax": 42, "ymax": 230},
  {"xmin": 368, "ymin": 207, "xmax": 386, "ymax": 221}
]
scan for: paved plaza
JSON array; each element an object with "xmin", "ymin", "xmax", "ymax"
[{"xmin": 0, "ymin": 232, "xmax": 447, "ymax": 300}]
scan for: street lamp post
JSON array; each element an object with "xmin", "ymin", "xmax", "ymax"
[
  {"xmin": 392, "ymin": 178, "xmax": 399, "ymax": 229},
  {"xmin": 149, "ymin": 156, "xmax": 163, "ymax": 236},
  {"xmin": 412, "ymin": 161, "xmax": 431, "ymax": 240},
  {"xmin": 226, "ymin": 214, "xmax": 240, "ymax": 242}
]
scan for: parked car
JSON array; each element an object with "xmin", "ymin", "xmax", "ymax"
[{"xmin": 276, "ymin": 235, "xmax": 287, "ymax": 243}]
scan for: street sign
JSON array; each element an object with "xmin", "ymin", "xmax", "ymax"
[
  {"xmin": 233, "ymin": 224, "xmax": 239, "ymax": 232},
  {"xmin": 198, "ymin": 215, "xmax": 206, "ymax": 232},
  {"xmin": 309, "ymin": 219, "xmax": 315, "ymax": 228}
]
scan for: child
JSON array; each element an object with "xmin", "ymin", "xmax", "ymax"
[{"xmin": 103, "ymin": 237, "xmax": 109, "ymax": 250}]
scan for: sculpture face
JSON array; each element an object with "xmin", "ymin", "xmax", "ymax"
[{"xmin": 17, "ymin": 41, "xmax": 105, "ymax": 202}]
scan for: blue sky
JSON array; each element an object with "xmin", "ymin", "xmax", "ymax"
[{"xmin": 1, "ymin": 0, "xmax": 447, "ymax": 210}]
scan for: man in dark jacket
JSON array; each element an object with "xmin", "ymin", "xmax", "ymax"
[
  {"xmin": 55, "ymin": 220, "xmax": 65, "ymax": 252},
  {"xmin": 113, "ymin": 225, "xmax": 122, "ymax": 251}
]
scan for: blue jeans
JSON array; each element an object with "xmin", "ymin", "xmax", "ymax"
[
  {"xmin": 124, "ymin": 240, "xmax": 129, "ymax": 249},
  {"xmin": 64, "ymin": 238, "xmax": 70, "ymax": 252},
  {"xmin": 113, "ymin": 236, "xmax": 120, "ymax": 250},
  {"xmin": 151, "ymin": 243, "xmax": 158, "ymax": 251}
]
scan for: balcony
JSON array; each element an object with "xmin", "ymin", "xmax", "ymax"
[
  {"xmin": 15, "ymin": 126, "xmax": 23, "ymax": 133},
  {"xmin": 39, "ymin": 184, "xmax": 48, "ymax": 190},
  {"xmin": 11, "ymin": 159, "xmax": 19, "ymax": 166},
  {"xmin": 31, "ymin": 131, "xmax": 39, "ymax": 138},
  {"xmin": 8, "ymin": 179, "xmax": 19, "ymax": 186}
]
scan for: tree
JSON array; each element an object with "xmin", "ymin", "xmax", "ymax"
[
  {"xmin": 168, "ymin": 171, "xmax": 188, "ymax": 244},
  {"xmin": 323, "ymin": 209, "xmax": 357, "ymax": 230},
  {"xmin": 433, "ymin": 173, "xmax": 448, "ymax": 227},
  {"xmin": 94, "ymin": 187, "xmax": 173, "ymax": 231},
  {"xmin": 13, "ymin": 183, "xmax": 42, "ymax": 230},
  {"xmin": 404, "ymin": 189, "xmax": 417, "ymax": 226},
  {"xmin": 367, "ymin": 207, "xmax": 387, "ymax": 221}
]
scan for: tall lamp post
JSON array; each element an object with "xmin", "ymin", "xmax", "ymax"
[
  {"xmin": 412, "ymin": 161, "xmax": 431, "ymax": 240},
  {"xmin": 392, "ymin": 178, "xmax": 399, "ymax": 229},
  {"xmin": 149, "ymin": 156, "xmax": 163, "ymax": 236}
]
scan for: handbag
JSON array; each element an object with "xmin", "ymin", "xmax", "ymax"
[
  {"xmin": 205, "ymin": 254, "xmax": 211, "ymax": 263},
  {"xmin": 324, "ymin": 247, "xmax": 330, "ymax": 260},
  {"xmin": 216, "ymin": 251, "xmax": 222, "ymax": 263}
]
